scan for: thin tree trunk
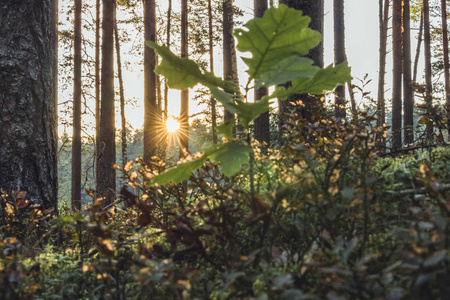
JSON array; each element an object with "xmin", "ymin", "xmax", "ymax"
[
  {"xmin": 413, "ymin": 11, "xmax": 423, "ymax": 83},
  {"xmin": 208, "ymin": 0, "xmax": 217, "ymax": 144},
  {"xmin": 143, "ymin": 0, "xmax": 157, "ymax": 164},
  {"xmin": 334, "ymin": 0, "xmax": 346, "ymax": 119},
  {"xmin": 0, "ymin": 0, "xmax": 58, "ymax": 209},
  {"xmin": 403, "ymin": 0, "xmax": 414, "ymax": 144},
  {"xmin": 441, "ymin": 0, "xmax": 450, "ymax": 138},
  {"xmin": 347, "ymin": 81, "xmax": 357, "ymax": 118},
  {"xmin": 180, "ymin": 0, "xmax": 189, "ymax": 156},
  {"xmin": 97, "ymin": 0, "xmax": 116, "ymax": 204},
  {"xmin": 392, "ymin": 0, "xmax": 403, "ymax": 151},
  {"xmin": 423, "ymin": 0, "xmax": 433, "ymax": 139},
  {"xmin": 253, "ymin": 0, "xmax": 270, "ymax": 146},
  {"xmin": 95, "ymin": 0, "xmax": 101, "ymax": 179},
  {"xmin": 114, "ymin": 13, "xmax": 127, "ymax": 173},
  {"xmin": 164, "ymin": 0, "xmax": 172, "ymax": 123},
  {"xmin": 377, "ymin": 0, "xmax": 389, "ymax": 151},
  {"xmin": 223, "ymin": 0, "xmax": 235, "ymax": 124},
  {"xmin": 72, "ymin": 0, "xmax": 82, "ymax": 211}
]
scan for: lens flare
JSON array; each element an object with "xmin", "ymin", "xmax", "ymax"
[{"xmin": 166, "ymin": 116, "xmax": 180, "ymax": 133}]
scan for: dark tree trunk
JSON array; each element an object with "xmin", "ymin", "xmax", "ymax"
[
  {"xmin": 423, "ymin": 0, "xmax": 433, "ymax": 139},
  {"xmin": 253, "ymin": 0, "xmax": 270, "ymax": 147},
  {"xmin": 278, "ymin": 0, "xmax": 324, "ymax": 132},
  {"xmin": 334, "ymin": 0, "xmax": 346, "ymax": 119},
  {"xmin": 95, "ymin": 0, "xmax": 101, "ymax": 175},
  {"xmin": 72, "ymin": 0, "xmax": 82, "ymax": 211},
  {"xmin": 441, "ymin": 0, "xmax": 450, "ymax": 138},
  {"xmin": 377, "ymin": 0, "xmax": 389, "ymax": 151},
  {"xmin": 143, "ymin": 0, "xmax": 158, "ymax": 164},
  {"xmin": 403, "ymin": 0, "xmax": 414, "ymax": 145},
  {"xmin": 0, "ymin": 0, "xmax": 58, "ymax": 210},
  {"xmin": 223, "ymin": 0, "xmax": 236, "ymax": 124},
  {"xmin": 114, "ymin": 13, "xmax": 127, "ymax": 173},
  {"xmin": 180, "ymin": 0, "xmax": 189, "ymax": 155},
  {"xmin": 392, "ymin": 0, "xmax": 403, "ymax": 151},
  {"xmin": 209, "ymin": 0, "xmax": 217, "ymax": 144},
  {"xmin": 97, "ymin": 0, "xmax": 116, "ymax": 204}
]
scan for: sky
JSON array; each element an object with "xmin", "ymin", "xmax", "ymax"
[{"xmin": 59, "ymin": 0, "xmax": 425, "ymax": 136}]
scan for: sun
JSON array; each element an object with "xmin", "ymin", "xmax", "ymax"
[{"xmin": 166, "ymin": 116, "xmax": 180, "ymax": 133}]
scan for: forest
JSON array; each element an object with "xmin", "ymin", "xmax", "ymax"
[{"xmin": 0, "ymin": 0, "xmax": 449, "ymax": 299}]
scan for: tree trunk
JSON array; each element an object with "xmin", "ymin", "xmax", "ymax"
[
  {"xmin": 143, "ymin": 0, "xmax": 158, "ymax": 164},
  {"xmin": 377, "ymin": 0, "xmax": 389, "ymax": 151},
  {"xmin": 180, "ymin": 0, "xmax": 189, "ymax": 155},
  {"xmin": 441, "ymin": 0, "xmax": 450, "ymax": 138},
  {"xmin": 423, "ymin": 0, "xmax": 433, "ymax": 139},
  {"xmin": 278, "ymin": 0, "xmax": 324, "ymax": 127},
  {"xmin": 223, "ymin": 0, "xmax": 236, "ymax": 124},
  {"xmin": 72, "ymin": 0, "xmax": 82, "ymax": 211},
  {"xmin": 97, "ymin": 0, "xmax": 116, "ymax": 204},
  {"xmin": 403, "ymin": 0, "xmax": 414, "ymax": 145},
  {"xmin": 334, "ymin": 0, "xmax": 346, "ymax": 119},
  {"xmin": 0, "ymin": 0, "xmax": 58, "ymax": 210},
  {"xmin": 95, "ymin": 0, "xmax": 101, "ymax": 177},
  {"xmin": 413, "ymin": 11, "xmax": 423, "ymax": 83},
  {"xmin": 392, "ymin": 0, "xmax": 403, "ymax": 151},
  {"xmin": 253, "ymin": 0, "xmax": 270, "ymax": 147},
  {"xmin": 114, "ymin": 13, "xmax": 127, "ymax": 174},
  {"xmin": 209, "ymin": 0, "xmax": 218, "ymax": 144}
]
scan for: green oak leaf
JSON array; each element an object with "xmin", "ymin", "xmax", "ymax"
[
  {"xmin": 256, "ymin": 56, "xmax": 319, "ymax": 88},
  {"xmin": 150, "ymin": 154, "xmax": 207, "ymax": 185},
  {"xmin": 270, "ymin": 61, "xmax": 352, "ymax": 100},
  {"xmin": 235, "ymin": 98, "xmax": 270, "ymax": 129},
  {"xmin": 235, "ymin": 4, "xmax": 321, "ymax": 81},
  {"xmin": 207, "ymin": 143, "xmax": 252, "ymax": 177},
  {"xmin": 216, "ymin": 118, "xmax": 236, "ymax": 140},
  {"xmin": 146, "ymin": 41, "xmax": 234, "ymax": 92}
]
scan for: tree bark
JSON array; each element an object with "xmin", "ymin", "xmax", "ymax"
[
  {"xmin": 392, "ymin": 0, "xmax": 403, "ymax": 151},
  {"xmin": 180, "ymin": 0, "xmax": 189, "ymax": 155},
  {"xmin": 223, "ymin": 0, "xmax": 236, "ymax": 124},
  {"xmin": 423, "ymin": 0, "xmax": 433, "ymax": 139},
  {"xmin": 334, "ymin": 0, "xmax": 346, "ymax": 119},
  {"xmin": 72, "ymin": 0, "xmax": 82, "ymax": 211},
  {"xmin": 209, "ymin": 0, "xmax": 218, "ymax": 144},
  {"xmin": 114, "ymin": 12, "xmax": 127, "ymax": 173},
  {"xmin": 97, "ymin": 0, "xmax": 116, "ymax": 204},
  {"xmin": 413, "ymin": 11, "xmax": 423, "ymax": 83},
  {"xmin": 377, "ymin": 0, "xmax": 389, "ymax": 151},
  {"xmin": 0, "ymin": 0, "xmax": 58, "ymax": 210},
  {"xmin": 278, "ymin": 0, "xmax": 324, "ymax": 129},
  {"xmin": 403, "ymin": 0, "xmax": 414, "ymax": 145},
  {"xmin": 441, "ymin": 0, "xmax": 450, "ymax": 138},
  {"xmin": 95, "ymin": 0, "xmax": 101, "ymax": 178},
  {"xmin": 143, "ymin": 0, "xmax": 158, "ymax": 164},
  {"xmin": 253, "ymin": 0, "xmax": 270, "ymax": 147}
]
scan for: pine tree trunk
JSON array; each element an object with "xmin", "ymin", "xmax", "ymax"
[
  {"xmin": 403, "ymin": 0, "xmax": 414, "ymax": 145},
  {"xmin": 72, "ymin": 0, "xmax": 82, "ymax": 211},
  {"xmin": 253, "ymin": 0, "xmax": 270, "ymax": 147},
  {"xmin": 441, "ymin": 0, "xmax": 450, "ymax": 138},
  {"xmin": 334, "ymin": 0, "xmax": 346, "ymax": 119},
  {"xmin": 143, "ymin": 0, "xmax": 158, "ymax": 164},
  {"xmin": 95, "ymin": 0, "xmax": 101, "ymax": 177},
  {"xmin": 208, "ymin": 0, "xmax": 218, "ymax": 144},
  {"xmin": 114, "ymin": 14, "xmax": 127, "ymax": 174},
  {"xmin": 377, "ymin": 0, "xmax": 389, "ymax": 151},
  {"xmin": 392, "ymin": 0, "xmax": 403, "ymax": 151},
  {"xmin": 413, "ymin": 12, "xmax": 423, "ymax": 83},
  {"xmin": 223, "ymin": 0, "xmax": 235, "ymax": 124},
  {"xmin": 97, "ymin": 0, "xmax": 116, "ymax": 204},
  {"xmin": 180, "ymin": 0, "xmax": 190, "ymax": 155},
  {"xmin": 423, "ymin": 0, "xmax": 433, "ymax": 139},
  {"xmin": 0, "ymin": 0, "xmax": 58, "ymax": 210},
  {"xmin": 278, "ymin": 0, "xmax": 324, "ymax": 128}
]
